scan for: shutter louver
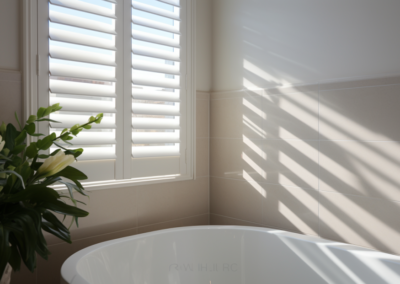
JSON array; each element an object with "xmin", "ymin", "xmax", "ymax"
[
  {"xmin": 131, "ymin": 0, "xmax": 182, "ymax": 162},
  {"xmin": 47, "ymin": 0, "xmax": 118, "ymax": 163}
]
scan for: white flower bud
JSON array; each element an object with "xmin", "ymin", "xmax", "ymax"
[
  {"xmin": 0, "ymin": 135, "xmax": 5, "ymax": 152},
  {"xmin": 36, "ymin": 151, "xmax": 75, "ymax": 179}
]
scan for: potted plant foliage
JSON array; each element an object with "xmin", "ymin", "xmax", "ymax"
[{"xmin": 0, "ymin": 103, "xmax": 103, "ymax": 283}]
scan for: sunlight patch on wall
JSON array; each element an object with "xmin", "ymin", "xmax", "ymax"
[
  {"xmin": 243, "ymin": 97, "xmax": 266, "ymax": 119},
  {"xmin": 243, "ymin": 115, "xmax": 266, "ymax": 138},
  {"xmin": 278, "ymin": 202, "xmax": 317, "ymax": 235},
  {"xmin": 242, "ymin": 152, "xmax": 266, "ymax": 180},
  {"xmin": 243, "ymin": 135, "xmax": 266, "ymax": 159},
  {"xmin": 243, "ymin": 170, "xmax": 266, "ymax": 198}
]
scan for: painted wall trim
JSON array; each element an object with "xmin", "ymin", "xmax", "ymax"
[{"xmin": 210, "ymin": 72, "xmax": 400, "ymax": 96}]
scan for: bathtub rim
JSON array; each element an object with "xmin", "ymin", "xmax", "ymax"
[{"xmin": 60, "ymin": 225, "xmax": 400, "ymax": 284}]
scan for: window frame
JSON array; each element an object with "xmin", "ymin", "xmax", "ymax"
[{"xmin": 22, "ymin": 0, "xmax": 196, "ymax": 191}]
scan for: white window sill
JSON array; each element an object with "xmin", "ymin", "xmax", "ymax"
[{"xmin": 53, "ymin": 174, "xmax": 194, "ymax": 193}]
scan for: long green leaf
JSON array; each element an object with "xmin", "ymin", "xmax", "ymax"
[
  {"xmin": 8, "ymin": 242, "xmax": 21, "ymax": 271},
  {"xmin": 42, "ymin": 211, "xmax": 69, "ymax": 234},
  {"xmin": 0, "ymin": 224, "xmax": 11, "ymax": 277},
  {"xmin": 55, "ymin": 166, "xmax": 88, "ymax": 181},
  {"xmin": 41, "ymin": 200, "xmax": 89, "ymax": 217},
  {"xmin": 0, "ymin": 154, "xmax": 12, "ymax": 161},
  {"xmin": 0, "ymin": 170, "xmax": 25, "ymax": 189},
  {"xmin": 4, "ymin": 185, "xmax": 59, "ymax": 203},
  {"xmin": 5, "ymin": 123, "xmax": 18, "ymax": 151},
  {"xmin": 58, "ymin": 180, "xmax": 88, "ymax": 198},
  {"xmin": 9, "ymin": 214, "xmax": 38, "ymax": 272},
  {"xmin": 14, "ymin": 112, "xmax": 22, "ymax": 131},
  {"xmin": 41, "ymin": 222, "xmax": 71, "ymax": 243}
]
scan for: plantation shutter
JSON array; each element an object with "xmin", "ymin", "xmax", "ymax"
[
  {"xmin": 36, "ymin": 0, "xmax": 192, "ymax": 184},
  {"xmin": 131, "ymin": 0, "xmax": 186, "ymax": 178},
  {"xmin": 38, "ymin": 0, "xmax": 124, "ymax": 181}
]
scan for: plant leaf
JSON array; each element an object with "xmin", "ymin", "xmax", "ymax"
[
  {"xmin": 35, "ymin": 118, "xmax": 60, "ymax": 123},
  {"xmin": 15, "ymin": 130, "xmax": 27, "ymax": 145},
  {"xmin": 40, "ymin": 200, "xmax": 89, "ymax": 217},
  {"xmin": 25, "ymin": 142, "xmax": 38, "ymax": 159},
  {"xmin": 36, "ymin": 134, "xmax": 56, "ymax": 150},
  {"xmin": 11, "ymin": 144, "xmax": 26, "ymax": 155},
  {"xmin": 15, "ymin": 112, "xmax": 22, "ymax": 131},
  {"xmin": 24, "ymin": 123, "xmax": 36, "ymax": 135},
  {"xmin": 8, "ymin": 243, "xmax": 21, "ymax": 271},
  {"xmin": 0, "ymin": 154, "xmax": 12, "ymax": 161},
  {"xmin": 0, "ymin": 122, "xmax": 6, "ymax": 137},
  {"xmin": 0, "ymin": 224, "xmax": 11, "ymax": 277},
  {"xmin": 0, "ymin": 170, "xmax": 25, "ymax": 189},
  {"xmin": 55, "ymin": 166, "xmax": 88, "ymax": 181},
  {"xmin": 4, "ymin": 185, "xmax": 59, "ymax": 203},
  {"xmin": 37, "ymin": 107, "xmax": 46, "ymax": 119},
  {"xmin": 5, "ymin": 123, "xmax": 18, "ymax": 151}
]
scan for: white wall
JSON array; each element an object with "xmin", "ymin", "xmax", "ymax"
[
  {"xmin": 0, "ymin": 0, "xmax": 21, "ymax": 71},
  {"xmin": 211, "ymin": 0, "xmax": 400, "ymax": 91}
]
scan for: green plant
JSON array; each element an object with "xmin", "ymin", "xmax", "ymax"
[{"xmin": 0, "ymin": 103, "xmax": 103, "ymax": 278}]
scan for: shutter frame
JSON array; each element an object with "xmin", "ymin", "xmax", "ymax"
[{"xmin": 33, "ymin": 0, "xmax": 194, "ymax": 185}]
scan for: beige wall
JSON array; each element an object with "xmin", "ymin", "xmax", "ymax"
[
  {"xmin": 0, "ymin": 0, "xmax": 21, "ymax": 71},
  {"xmin": 0, "ymin": 1, "xmax": 212, "ymax": 283},
  {"xmin": 0, "ymin": 0, "xmax": 22, "ymax": 125},
  {"xmin": 210, "ymin": 0, "xmax": 400, "ymax": 257}
]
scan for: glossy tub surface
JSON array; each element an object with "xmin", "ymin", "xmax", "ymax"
[{"xmin": 61, "ymin": 226, "xmax": 400, "ymax": 284}]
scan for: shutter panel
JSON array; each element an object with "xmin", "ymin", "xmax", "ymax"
[
  {"xmin": 46, "ymin": 0, "xmax": 119, "ymax": 180},
  {"xmin": 131, "ymin": 0, "xmax": 182, "ymax": 177}
]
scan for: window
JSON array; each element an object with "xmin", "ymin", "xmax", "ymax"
[{"xmin": 25, "ymin": 0, "xmax": 195, "ymax": 189}]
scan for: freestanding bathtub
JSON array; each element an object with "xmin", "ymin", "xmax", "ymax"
[{"xmin": 61, "ymin": 226, "xmax": 400, "ymax": 284}]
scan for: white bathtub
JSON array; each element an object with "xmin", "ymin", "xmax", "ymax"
[{"xmin": 61, "ymin": 226, "xmax": 400, "ymax": 284}]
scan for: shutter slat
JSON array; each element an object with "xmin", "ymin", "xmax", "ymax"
[
  {"xmin": 50, "ymin": 114, "xmax": 116, "ymax": 129},
  {"xmin": 132, "ymin": 60, "xmax": 179, "ymax": 75},
  {"xmin": 50, "ymin": 46, "xmax": 116, "ymax": 67},
  {"xmin": 50, "ymin": 63, "xmax": 116, "ymax": 82},
  {"xmin": 132, "ymin": 30, "xmax": 179, "ymax": 48},
  {"xmin": 77, "ymin": 148, "xmax": 116, "ymax": 160},
  {"xmin": 132, "ymin": 132, "xmax": 179, "ymax": 144},
  {"xmin": 132, "ymin": 146, "xmax": 179, "ymax": 158},
  {"xmin": 50, "ymin": 97, "xmax": 116, "ymax": 113},
  {"xmin": 50, "ymin": 0, "xmax": 116, "ymax": 18},
  {"xmin": 132, "ymin": 118, "xmax": 179, "ymax": 129},
  {"xmin": 132, "ymin": 76, "xmax": 179, "ymax": 89},
  {"xmin": 132, "ymin": 103, "xmax": 179, "ymax": 116},
  {"xmin": 132, "ymin": 89, "xmax": 179, "ymax": 102},
  {"xmin": 132, "ymin": 45, "xmax": 179, "ymax": 62},
  {"xmin": 132, "ymin": 16, "xmax": 179, "ymax": 34},
  {"xmin": 57, "ymin": 147, "xmax": 116, "ymax": 160},
  {"xmin": 50, "ymin": 11, "xmax": 116, "ymax": 35},
  {"xmin": 132, "ymin": 1, "xmax": 180, "ymax": 21},
  {"xmin": 50, "ymin": 79, "xmax": 116, "ymax": 98},
  {"xmin": 55, "ymin": 132, "xmax": 116, "ymax": 145},
  {"xmin": 157, "ymin": 0, "xmax": 180, "ymax": 7},
  {"xmin": 50, "ymin": 28, "xmax": 116, "ymax": 50}
]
